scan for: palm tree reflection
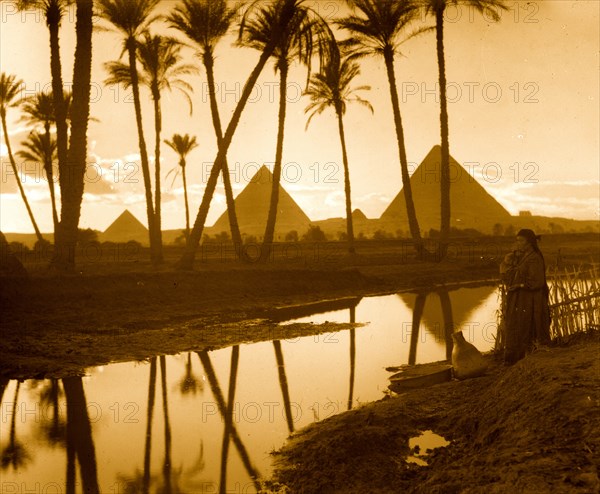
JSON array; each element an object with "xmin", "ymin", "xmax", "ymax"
[
  {"xmin": 347, "ymin": 307, "xmax": 356, "ymax": 410},
  {"xmin": 177, "ymin": 352, "xmax": 203, "ymax": 396},
  {"xmin": 273, "ymin": 341, "xmax": 294, "ymax": 434},
  {"xmin": 63, "ymin": 376, "xmax": 99, "ymax": 494},
  {"xmin": 37, "ymin": 379, "xmax": 66, "ymax": 447},
  {"xmin": 437, "ymin": 289, "xmax": 455, "ymax": 360},
  {"xmin": 403, "ymin": 289, "xmax": 455, "ymax": 364},
  {"xmin": 144, "ymin": 357, "xmax": 158, "ymax": 492},
  {"xmin": 1, "ymin": 382, "xmax": 32, "ymax": 471},
  {"xmin": 408, "ymin": 292, "xmax": 427, "ymax": 365},
  {"xmin": 197, "ymin": 350, "xmax": 260, "ymax": 491},
  {"xmin": 219, "ymin": 345, "xmax": 240, "ymax": 494}
]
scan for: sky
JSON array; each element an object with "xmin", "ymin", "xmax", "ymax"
[{"xmin": 0, "ymin": 0, "xmax": 599, "ymax": 233}]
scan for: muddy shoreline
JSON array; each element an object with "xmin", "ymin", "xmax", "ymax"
[{"xmin": 269, "ymin": 333, "xmax": 600, "ymax": 493}]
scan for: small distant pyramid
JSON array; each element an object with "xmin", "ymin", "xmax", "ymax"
[
  {"xmin": 352, "ymin": 209, "xmax": 368, "ymax": 222},
  {"xmin": 211, "ymin": 165, "xmax": 311, "ymax": 239},
  {"xmin": 101, "ymin": 209, "xmax": 149, "ymax": 245},
  {"xmin": 380, "ymin": 146, "xmax": 511, "ymax": 233}
]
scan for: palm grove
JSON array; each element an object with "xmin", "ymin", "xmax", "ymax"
[{"xmin": 1, "ymin": 0, "xmax": 507, "ymax": 272}]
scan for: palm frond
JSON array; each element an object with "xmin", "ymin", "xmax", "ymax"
[{"xmin": 0, "ymin": 72, "xmax": 24, "ymax": 112}]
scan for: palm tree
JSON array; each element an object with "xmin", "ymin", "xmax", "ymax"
[
  {"xmin": 97, "ymin": 0, "xmax": 161, "ymax": 264},
  {"xmin": 16, "ymin": 0, "xmax": 72, "ymax": 189},
  {"xmin": 239, "ymin": 0, "xmax": 330, "ymax": 263},
  {"xmin": 105, "ymin": 34, "xmax": 197, "ymax": 254},
  {"xmin": 51, "ymin": 0, "xmax": 94, "ymax": 271},
  {"xmin": 304, "ymin": 43, "xmax": 373, "ymax": 254},
  {"xmin": 17, "ymin": 131, "xmax": 59, "ymax": 232},
  {"xmin": 164, "ymin": 133, "xmax": 198, "ymax": 240},
  {"xmin": 20, "ymin": 90, "xmax": 72, "ymax": 234},
  {"xmin": 338, "ymin": 0, "xmax": 427, "ymax": 257},
  {"xmin": 0, "ymin": 73, "xmax": 44, "ymax": 243},
  {"xmin": 167, "ymin": 0, "xmax": 244, "ymax": 253},
  {"xmin": 179, "ymin": 0, "xmax": 327, "ymax": 270},
  {"xmin": 420, "ymin": 0, "xmax": 506, "ymax": 258}
]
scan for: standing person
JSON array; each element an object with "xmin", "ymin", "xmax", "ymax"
[{"xmin": 500, "ymin": 229, "xmax": 551, "ymax": 364}]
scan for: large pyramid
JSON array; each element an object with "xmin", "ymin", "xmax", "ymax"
[
  {"xmin": 211, "ymin": 165, "xmax": 311, "ymax": 240},
  {"xmin": 380, "ymin": 146, "xmax": 511, "ymax": 234},
  {"xmin": 101, "ymin": 209, "xmax": 149, "ymax": 245}
]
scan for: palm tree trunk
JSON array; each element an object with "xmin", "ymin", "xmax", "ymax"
[
  {"xmin": 273, "ymin": 340, "xmax": 294, "ymax": 433},
  {"xmin": 260, "ymin": 63, "xmax": 289, "ymax": 263},
  {"xmin": 52, "ymin": 0, "xmax": 93, "ymax": 271},
  {"xmin": 47, "ymin": 4, "xmax": 69, "ymax": 195},
  {"xmin": 152, "ymin": 86, "xmax": 164, "ymax": 262},
  {"xmin": 219, "ymin": 345, "xmax": 240, "ymax": 494},
  {"xmin": 436, "ymin": 7, "xmax": 451, "ymax": 260},
  {"xmin": 159, "ymin": 356, "xmax": 172, "ymax": 492},
  {"xmin": 179, "ymin": 48, "xmax": 276, "ymax": 270},
  {"xmin": 127, "ymin": 40, "xmax": 157, "ymax": 264},
  {"xmin": 44, "ymin": 123, "xmax": 60, "ymax": 233},
  {"xmin": 347, "ymin": 307, "xmax": 356, "ymax": 411},
  {"xmin": 66, "ymin": 433, "xmax": 76, "ymax": 494},
  {"xmin": 63, "ymin": 376, "xmax": 100, "ymax": 494},
  {"xmin": 197, "ymin": 351, "xmax": 261, "ymax": 486},
  {"xmin": 143, "ymin": 357, "xmax": 157, "ymax": 494},
  {"xmin": 438, "ymin": 289, "xmax": 454, "ymax": 360},
  {"xmin": 383, "ymin": 48, "xmax": 424, "ymax": 258},
  {"xmin": 8, "ymin": 382, "xmax": 19, "ymax": 450},
  {"xmin": 181, "ymin": 161, "xmax": 190, "ymax": 240},
  {"xmin": 1, "ymin": 114, "xmax": 44, "ymax": 243},
  {"xmin": 409, "ymin": 293, "xmax": 427, "ymax": 365},
  {"xmin": 336, "ymin": 106, "xmax": 355, "ymax": 254},
  {"xmin": 204, "ymin": 54, "xmax": 244, "ymax": 256}
]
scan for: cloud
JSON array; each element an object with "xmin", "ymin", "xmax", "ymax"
[{"xmin": 488, "ymin": 180, "xmax": 600, "ymax": 220}]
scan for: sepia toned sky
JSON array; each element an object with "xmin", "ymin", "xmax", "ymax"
[{"xmin": 0, "ymin": 0, "xmax": 598, "ymax": 233}]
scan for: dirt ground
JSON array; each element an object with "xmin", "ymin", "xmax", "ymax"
[{"xmin": 269, "ymin": 332, "xmax": 600, "ymax": 494}]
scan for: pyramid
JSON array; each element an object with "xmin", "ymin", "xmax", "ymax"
[
  {"xmin": 352, "ymin": 209, "xmax": 368, "ymax": 222},
  {"xmin": 380, "ymin": 146, "xmax": 511, "ymax": 234},
  {"xmin": 101, "ymin": 209, "xmax": 149, "ymax": 245},
  {"xmin": 211, "ymin": 165, "xmax": 311, "ymax": 240}
]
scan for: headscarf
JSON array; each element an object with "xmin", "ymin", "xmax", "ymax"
[
  {"xmin": 517, "ymin": 228, "xmax": 542, "ymax": 255},
  {"xmin": 517, "ymin": 228, "xmax": 549, "ymax": 295}
]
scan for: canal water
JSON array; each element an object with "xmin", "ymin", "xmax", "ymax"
[{"xmin": 0, "ymin": 285, "xmax": 499, "ymax": 493}]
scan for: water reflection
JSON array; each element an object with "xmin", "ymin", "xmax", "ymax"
[
  {"xmin": 348, "ymin": 307, "xmax": 356, "ymax": 411},
  {"xmin": 63, "ymin": 376, "xmax": 100, "ymax": 493},
  {"xmin": 0, "ymin": 286, "xmax": 498, "ymax": 492},
  {"xmin": 177, "ymin": 352, "xmax": 203, "ymax": 397},
  {"xmin": 198, "ymin": 350, "xmax": 261, "ymax": 489},
  {"xmin": 1, "ymin": 382, "xmax": 31, "ymax": 471}
]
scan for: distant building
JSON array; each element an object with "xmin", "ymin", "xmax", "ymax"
[{"xmin": 519, "ymin": 211, "xmax": 533, "ymax": 217}]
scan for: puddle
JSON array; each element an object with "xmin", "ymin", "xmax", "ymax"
[
  {"xmin": 406, "ymin": 430, "xmax": 450, "ymax": 466},
  {"xmin": 0, "ymin": 286, "xmax": 498, "ymax": 492}
]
